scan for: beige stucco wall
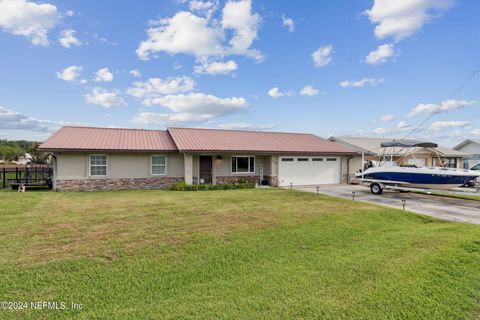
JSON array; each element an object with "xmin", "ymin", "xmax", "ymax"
[{"xmin": 56, "ymin": 152, "xmax": 184, "ymax": 180}]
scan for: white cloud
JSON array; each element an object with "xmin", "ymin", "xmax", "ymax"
[
  {"xmin": 94, "ymin": 68, "xmax": 114, "ymax": 82},
  {"xmin": 373, "ymin": 127, "xmax": 388, "ymax": 135},
  {"xmin": 58, "ymin": 28, "xmax": 81, "ymax": 48},
  {"xmin": 472, "ymin": 129, "xmax": 480, "ymax": 137},
  {"xmin": 282, "ymin": 14, "xmax": 294, "ymax": 32},
  {"xmin": 430, "ymin": 121, "xmax": 470, "ymax": 131},
  {"xmin": 364, "ymin": 0, "xmax": 454, "ymax": 41},
  {"xmin": 127, "ymin": 76, "xmax": 196, "ymax": 104},
  {"xmin": 194, "ymin": 60, "xmax": 237, "ymax": 75},
  {"xmin": 0, "ymin": 106, "xmax": 59, "ymax": 132},
  {"xmin": 56, "ymin": 65, "xmax": 82, "ymax": 82},
  {"xmin": 136, "ymin": 0, "xmax": 262, "ymax": 62},
  {"xmin": 300, "ymin": 85, "xmax": 319, "ymax": 96},
  {"xmin": 268, "ymin": 87, "xmax": 291, "ymax": 98},
  {"xmin": 396, "ymin": 121, "xmax": 410, "ymax": 129},
  {"xmin": 218, "ymin": 122, "xmax": 274, "ymax": 130},
  {"xmin": 380, "ymin": 114, "xmax": 395, "ymax": 122},
  {"xmin": 407, "ymin": 99, "xmax": 476, "ymax": 117},
  {"xmin": 339, "ymin": 78, "xmax": 384, "ymax": 88},
  {"xmin": 365, "ymin": 44, "xmax": 395, "ymax": 65},
  {"xmin": 85, "ymin": 87, "xmax": 126, "ymax": 108},
  {"xmin": 131, "ymin": 112, "xmax": 212, "ymax": 125},
  {"xmin": 146, "ymin": 92, "xmax": 247, "ymax": 115},
  {"xmin": 131, "ymin": 92, "xmax": 248, "ymax": 125},
  {"xmin": 189, "ymin": 0, "xmax": 218, "ymax": 19},
  {"xmin": 0, "ymin": 0, "xmax": 59, "ymax": 45},
  {"xmin": 129, "ymin": 69, "xmax": 141, "ymax": 78},
  {"xmin": 312, "ymin": 45, "xmax": 333, "ymax": 67},
  {"xmin": 221, "ymin": 0, "xmax": 262, "ymax": 61},
  {"xmin": 65, "ymin": 10, "xmax": 74, "ymax": 17}
]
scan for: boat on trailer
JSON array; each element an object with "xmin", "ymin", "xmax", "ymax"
[{"xmin": 355, "ymin": 140, "xmax": 480, "ymax": 194}]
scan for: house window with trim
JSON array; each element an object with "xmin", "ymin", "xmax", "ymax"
[
  {"xmin": 90, "ymin": 155, "xmax": 107, "ymax": 176},
  {"xmin": 232, "ymin": 156, "xmax": 255, "ymax": 173},
  {"xmin": 151, "ymin": 155, "xmax": 167, "ymax": 175},
  {"xmin": 433, "ymin": 157, "xmax": 457, "ymax": 168}
]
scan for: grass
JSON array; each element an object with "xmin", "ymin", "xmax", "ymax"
[{"xmin": 1, "ymin": 189, "xmax": 480, "ymax": 319}]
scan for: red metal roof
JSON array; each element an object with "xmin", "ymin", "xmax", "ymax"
[
  {"xmin": 39, "ymin": 126, "xmax": 178, "ymax": 151},
  {"xmin": 167, "ymin": 127, "xmax": 356, "ymax": 154},
  {"xmin": 39, "ymin": 126, "xmax": 357, "ymax": 154}
]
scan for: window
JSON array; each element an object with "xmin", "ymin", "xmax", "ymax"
[
  {"xmin": 312, "ymin": 158, "xmax": 323, "ymax": 161},
  {"xmin": 232, "ymin": 156, "xmax": 255, "ymax": 173},
  {"xmin": 151, "ymin": 155, "xmax": 167, "ymax": 175},
  {"xmin": 471, "ymin": 164, "xmax": 480, "ymax": 171},
  {"xmin": 433, "ymin": 157, "xmax": 457, "ymax": 168},
  {"xmin": 326, "ymin": 158, "xmax": 337, "ymax": 162},
  {"xmin": 281, "ymin": 158, "xmax": 294, "ymax": 161},
  {"xmin": 297, "ymin": 158, "xmax": 309, "ymax": 161},
  {"xmin": 90, "ymin": 155, "xmax": 107, "ymax": 176}
]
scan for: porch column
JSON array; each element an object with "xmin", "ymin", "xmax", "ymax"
[{"xmin": 184, "ymin": 153, "xmax": 193, "ymax": 184}]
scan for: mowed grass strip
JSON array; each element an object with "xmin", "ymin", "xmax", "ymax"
[{"xmin": 0, "ymin": 189, "xmax": 479, "ymax": 319}]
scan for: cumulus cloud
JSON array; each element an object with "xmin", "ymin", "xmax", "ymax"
[
  {"xmin": 339, "ymin": 78, "xmax": 384, "ymax": 88},
  {"xmin": 300, "ymin": 85, "xmax": 319, "ymax": 96},
  {"xmin": 188, "ymin": 0, "xmax": 219, "ymax": 19},
  {"xmin": 364, "ymin": 0, "xmax": 455, "ymax": 41},
  {"xmin": 58, "ymin": 28, "xmax": 81, "ymax": 48},
  {"xmin": 127, "ymin": 76, "xmax": 196, "ymax": 104},
  {"xmin": 194, "ymin": 60, "xmax": 237, "ymax": 75},
  {"xmin": 380, "ymin": 114, "xmax": 395, "ymax": 122},
  {"xmin": 94, "ymin": 68, "xmax": 114, "ymax": 82},
  {"xmin": 129, "ymin": 69, "xmax": 141, "ymax": 78},
  {"xmin": 282, "ymin": 14, "xmax": 294, "ymax": 32},
  {"xmin": 396, "ymin": 121, "xmax": 410, "ymax": 129},
  {"xmin": 0, "ymin": 106, "xmax": 59, "ymax": 132},
  {"xmin": 312, "ymin": 45, "xmax": 333, "ymax": 67},
  {"xmin": 472, "ymin": 129, "xmax": 480, "ymax": 137},
  {"xmin": 430, "ymin": 121, "xmax": 470, "ymax": 131},
  {"xmin": 268, "ymin": 87, "xmax": 291, "ymax": 98},
  {"xmin": 131, "ymin": 112, "xmax": 212, "ymax": 125},
  {"xmin": 0, "ymin": 0, "xmax": 60, "ymax": 45},
  {"xmin": 218, "ymin": 122, "xmax": 274, "ymax": 130},
  {"xmin": 136, "ymin": 0, "xmax": 262, "ymax": 63},
  {"xmin": 365, "ymin": 44, "xmax": 395, "ymax": 65},
  {"xmin": 56, "ymin": 65, "xmax": 82, "ymax": 82},
  {"xmin": 131, "ymin": 92, "xmax": 248, "ymax": 125},
  {"xmin": 85, "ymin": 87, "xmax": 126, "ymax": 108},
  {"xmin": 407, "ymin": 99, "xmax": 476, "ymax": 117}
]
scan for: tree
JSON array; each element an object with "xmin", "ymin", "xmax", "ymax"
[
  {"xmin": 28, "ymin": 142, "xmax": 50, "ymax": 164},
  {"xmin": 0, "ymin": 145, "xmax": 23, "ymax": 162}
]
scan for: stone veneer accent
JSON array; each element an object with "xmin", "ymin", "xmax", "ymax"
[
  {"xmin": 55, "ymin": 177, "xmax": 184, "ymax": 192},
  {"xmin": 215, "ymin": 175, "xmax": 260, "ymax": 185}
]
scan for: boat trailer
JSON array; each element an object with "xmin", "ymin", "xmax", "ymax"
[{"xmin": 358, "ymin": 178, "xmax": 480, "ymax": 196}]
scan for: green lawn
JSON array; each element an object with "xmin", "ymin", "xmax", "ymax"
[{"xmin": 1, "ymin": 189, "xmax": 480, "ymax": 319}]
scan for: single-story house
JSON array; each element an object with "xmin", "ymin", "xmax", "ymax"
[
  {"xmin": 39, "ymin": 126, "xmax": 359, "ymax": 191},
  {"xmin": 328, "ymin": 136, "xmax": 467, "ymax": 175},
  {"xmin": 453, "ymin": 139, "xmax": 480, "ymax": 169}
]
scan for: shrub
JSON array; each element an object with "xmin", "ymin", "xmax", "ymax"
[{"xmin": 171, "ymin": 181, "xmax": 255, "ymax": 191}]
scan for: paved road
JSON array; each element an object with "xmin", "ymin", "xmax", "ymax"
[{"xmin": 295, "ymin": 184, "xmax": 480, "ymax": 224}]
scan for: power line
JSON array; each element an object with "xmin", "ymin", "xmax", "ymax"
[{"xmin": 401, "ymin": 70, "xmax": 479, "ymax": 140}]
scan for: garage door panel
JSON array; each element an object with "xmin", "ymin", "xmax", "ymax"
[{"xmin": 278, "ymin": 156, "xmax": 340, "ymax": 186}]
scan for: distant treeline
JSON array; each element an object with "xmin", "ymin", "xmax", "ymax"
[{"xmin": 0, "ymin": 140, "xmax": 49, "ymax": 164}]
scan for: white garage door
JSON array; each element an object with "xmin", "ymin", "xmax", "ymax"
[{"xmin": 278, "ymin": 156, "xmax": 341, "ymax": 186}]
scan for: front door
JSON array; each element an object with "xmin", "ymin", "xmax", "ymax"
[{"xmin": 199, "ymin": 156, "xmax": 213, "ymax": 184}]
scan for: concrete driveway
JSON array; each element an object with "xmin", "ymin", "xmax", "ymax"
[{"xmin": 294, "ymin": 184, "xmax": 480, "ymax": 224}]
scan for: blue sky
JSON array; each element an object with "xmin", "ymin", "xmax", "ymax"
[{"xmin": 0, "ymin": 0, "xmax": 479, "ymax": 146}]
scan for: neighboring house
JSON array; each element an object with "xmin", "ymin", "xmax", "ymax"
[
  {"xmin": 453, "ymin": 139, "xmax": 480, "ymax": 169},
  {"xmin": 329, "ymin": 137, "xmax": 467, "ymax": 175},
  {"xmin": 39, "ymin": 126, "xmax": 359, "ymax": 191}
]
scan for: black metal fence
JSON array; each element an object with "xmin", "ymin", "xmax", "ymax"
[{"xmin": 0, "ymin": 165, "xmax": 53, "ymax": 189}]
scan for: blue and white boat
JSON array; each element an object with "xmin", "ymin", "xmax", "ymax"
[{"xmin": 356, "ymin": 140, "xmax": 480, "ymax": 190}]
